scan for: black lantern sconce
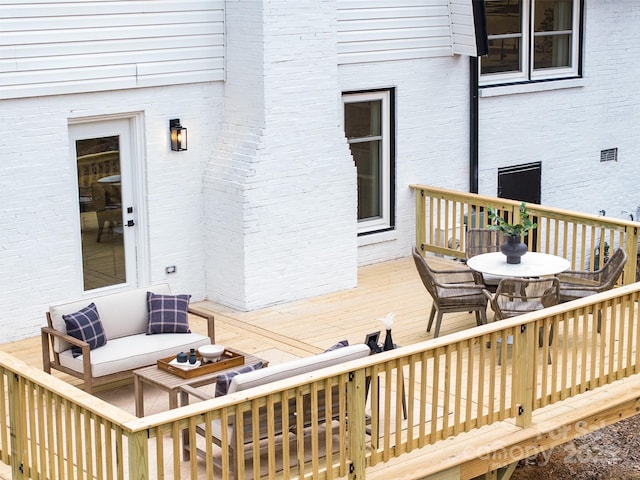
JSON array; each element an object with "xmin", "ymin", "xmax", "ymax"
[{"xmin": 170, "ymin": 119, "xmax": 187, "ymax": 151}]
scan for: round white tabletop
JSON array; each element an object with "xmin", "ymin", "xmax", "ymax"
[
  {"xmin": 466, "ymin": 251, "xmax": 571, "ymax": 278},
  {"xmin": 98, "ymin": 174, "xmax": 121, "ymax": 183}
]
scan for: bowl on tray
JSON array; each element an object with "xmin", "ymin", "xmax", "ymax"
[{"xmin": 198, "ymin": 344, "xmax": 225, "ymax": 363}]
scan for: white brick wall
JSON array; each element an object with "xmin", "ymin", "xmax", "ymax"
[
  {"xmin": 0, "ymin": 84, "xmax": 221, "ymax": 343},
  {"xmin": 203, "ymin": 0, "xmax": 358, "ymax": 310},
  {"xmin": 477, "ymin": 1, "xmax": 640, "ymax": 222},
  {"xmin": 341, "ymin": 55, "xmax": 472, "ymax": 265},
  {"xmin": 350, "ymin": 1, "xmax": 640, "ymax": 265},
  {"xmin": 3, "ymin": 0, "xmax": 640, "ymax": 342}
]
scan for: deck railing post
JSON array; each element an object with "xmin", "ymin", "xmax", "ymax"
[
  {"xmin": 127, "ymin": 429, "xmax": 149, "ymax": 479},
  {"xmin": 8, "ymin": 372, "xmax": 27, "ymax": 480},
  {"xmin": 416, "ymin": 189, "xmax": 426, "ymax": 251},
  {"xmin": 514, "ymin": 324, "xmax": 534, "ymax": 428},
  {"xmin": 347, "ymin": 368, "xmax": 367, "ymax": 479}
]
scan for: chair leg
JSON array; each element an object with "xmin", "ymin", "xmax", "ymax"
[
  {"xmin": 96, "ymin": 219, "xmax": 105, "ymax": 242},
  {"xmin": 433, "ymin": 311, "xmax": 444, "ymax": 338},
  {"xmin": 538, "ymin": 325, "xmax": 554, "ymax": 347},
  {"xmin": 475, "ymin": 308, "xmax": 487, "ymax": 326},
  {"xmin": 427, "ymin": 305, "xmax": 437, "ymax": 332},
  {"xmin": 496, "ymin": 338, "xmax": 503, "ymax": 365}
]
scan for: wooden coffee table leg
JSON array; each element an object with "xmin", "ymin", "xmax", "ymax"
[
  {"xmin": 168, "ymin": 388, "xmax": 179, "ymax": 410},
  {"xmin": 134, "ymin": 373, "xmax": 144, "ymax": 417}
]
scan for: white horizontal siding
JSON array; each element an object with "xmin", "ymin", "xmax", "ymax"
[
  {"xmin": 450, "ymin": 0, "xmax": 478, "ymax": 56},
  {"xmin": 0, "ymin": 0, "xmax": 224, "ymax": 99},
  {"xmin": 338, "ymin": 0, "xmax": 454, "ymax": 65}
]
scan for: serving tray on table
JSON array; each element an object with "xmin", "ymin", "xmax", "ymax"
[{"xmin": 157, "ymin": 349, "xmax": 245, "ymax": 379}]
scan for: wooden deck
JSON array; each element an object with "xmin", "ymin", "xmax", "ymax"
[
  {"xmin": 3, "ymin": 254, "xmax": 640, "ymax": 479},
  {"xmin": 0, "ymin": 254, "xmax": 486, "ymax": 477},
  {"xmin": 4, "ymin": 254, "xmax": 476, "ymax": 376}
]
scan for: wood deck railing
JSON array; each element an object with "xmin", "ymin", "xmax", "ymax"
[
  {"xmin": 2, "ymin": 282, "xmax": 640, "ymax": 479},
  {"xmin": 410, "ymin": 184, "xmax": 639, "ymax": 283}
]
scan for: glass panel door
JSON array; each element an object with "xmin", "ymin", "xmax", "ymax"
[{"xmin": 71, "ymin": 119, "xmax": 137, "ymax": 291}]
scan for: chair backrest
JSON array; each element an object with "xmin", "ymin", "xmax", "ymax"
[
  {"xmin": 412, "ymin": 247, "xmax": 439, "ymax": 300},
  {"xmin": 598, "ymin": 248, "xmax": 627, "ymax": 289},
  {"xmin": 490, "ymin": 277, "xmax": 560, "ymax": 320},
  {"xmin": 91, "ymin": 182, "xmax": 109, "ymax": 212},
  {"xmin": 466, "ymin": 228, "xmax": 505, "ymax": 260}
]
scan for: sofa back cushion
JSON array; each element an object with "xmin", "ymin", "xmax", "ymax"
[
  {"xmin": 227, "ymin": 344, "xmax": 370, "ymax": 395},
  {"xmin": 48, "ymin": 284, "xmax": 172, "ymax": 353}
]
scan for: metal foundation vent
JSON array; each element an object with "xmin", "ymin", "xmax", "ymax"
[{"xmin": 600, "ymin": 148, "xmax": 618, "ymax": 162}]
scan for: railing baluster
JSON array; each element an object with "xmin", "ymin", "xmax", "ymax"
[{"xmin": 3, "ymin": 280, "xmax": 640, "ymax": 478}]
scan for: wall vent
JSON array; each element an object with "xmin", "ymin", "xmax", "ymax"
[{"xmin": 600, "ymin": 148, "xmax": 618, "ymax": 162}]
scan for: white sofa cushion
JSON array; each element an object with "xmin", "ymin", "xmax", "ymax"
[
  {"xmin": 58, "ymin": 331, "xmax": 211, "ymax": 378},
  {"xmin": 228, "ymin": 343, "xmax": 371, "ymax": 394},
  {"xmin": 49, "ymin": 284, "xmax": 172, "ymax": 353}
]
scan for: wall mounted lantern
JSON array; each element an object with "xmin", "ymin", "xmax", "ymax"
[{"xmin": 170, "ymin": 119, "xmax": 187, "ymax": 151}]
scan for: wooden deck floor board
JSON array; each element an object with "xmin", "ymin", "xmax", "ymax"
[{"xmin": 3, "ymin": 254, "xmax": 639, "ymax": 479}]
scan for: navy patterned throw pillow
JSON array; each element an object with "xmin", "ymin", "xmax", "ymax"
[
  {"xmin": 146, "ymin": 292, "xmax": 192, "ymax": 335},
  {"xmin": 62, "ymin": 303, "xmax": 107, "ymax": 358},
  {"xmin": 215, "ymin": 362, "xmax": 264, "ymax": 397},
  {"xmin": 324, "ymin": 339, "xmax": 349, "ymax": 352}
]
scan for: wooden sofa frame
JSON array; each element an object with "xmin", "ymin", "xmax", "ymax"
[{"xmin": 41, "ymin": 307, "xmax": 214, "ymax": 394}]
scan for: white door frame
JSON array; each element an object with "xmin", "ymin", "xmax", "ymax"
[{"xmin": 69, "ymin": 113, "xmax": 149, "ymax": 294}]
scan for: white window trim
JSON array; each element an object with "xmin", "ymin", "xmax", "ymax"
[
  {"xmin": 480, "ymin": 0, "xmax": 581, "ymax": 87},
  {"xmin": 343, "ymin": 90, "xmax": 392, "ymax": 235}
]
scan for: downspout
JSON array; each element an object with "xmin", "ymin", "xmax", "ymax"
[
  {"xmin": 470, "ymin": 0, "xmax": 488, "ymax": 194},
  {"xmin": 470, "ymin": 56, "xmax": 479, "ymax": 194}
]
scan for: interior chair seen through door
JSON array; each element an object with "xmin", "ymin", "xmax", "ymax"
[
  {"xmin": 412, "ymin": 247, "xmax": 487, "ymax": 338},
  {"xmin": 91, "ymin": 182, "xmax": 122, "ymax": 242}
]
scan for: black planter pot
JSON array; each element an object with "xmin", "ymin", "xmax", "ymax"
[{"xmin": 500, "ymin": 235, "xmax": 528, "ymax": 264}]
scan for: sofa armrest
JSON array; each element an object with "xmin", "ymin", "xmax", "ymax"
[
  {"xmin": 41, "ymin": 325, "xmax": 87, "ymax": 348},
  {"xmin": 179, "ymin": 384, "xmax": 214, "ymax": 407},
  {"xmin": 41, "ymin": 325, "xmax": 92, "ymax": 383},
  {"xmin": 188, "ymin": 307, "xmax": 216, "ymax": 344}
]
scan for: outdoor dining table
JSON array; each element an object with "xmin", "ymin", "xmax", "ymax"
[{"xmin": 466, "ymin": 251, "xmax": 571, "ymax": 278}]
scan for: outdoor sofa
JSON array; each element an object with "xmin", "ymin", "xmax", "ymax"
[{"xmin": 41, "ymin": 283, "xmax": 214, "ymax": 394}]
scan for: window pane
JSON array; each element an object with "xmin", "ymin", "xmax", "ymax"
[
  {"xmin": 485, "ymin": 0, "xmax": 522, "ymax": 35},
  {"xmin": 534, "ymin": 33, "xmax": 571, "ymax": 68},
  {"xmin": 534, "ymin": 0, "xmax": 573, "ymax": 32},
  {"xmin": 483, "ymin": 0, "xmax": 523, "ymax": 74},
  {"xmin": 344, "ymin": 101, "xmax": 381, "ymax": 139},
  {"xmin": 481, "ymin": 38, "xmax": 521, "ymax": 74},
  {"xmin": 350, "ymin": 141, "xmax": 381, "ymax": 220}
]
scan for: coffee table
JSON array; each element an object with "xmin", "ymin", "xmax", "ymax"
[{"xmin": 133, "ymin": 348, "xmax": 267, "ymax": 417}]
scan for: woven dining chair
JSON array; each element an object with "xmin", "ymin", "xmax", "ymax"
[
  {"xmin": 91, "ymin": 182, "xmax": 122, "ymax": 242},
  {"xmin": 412, "ymin": 247, "xmax": 488, "ymax": 338},
  {"xmin": 556, "ymin": 248, "xmax": 627, "ymax": 303},
  {"xmin": 557, "ymin": 247, "xmax": 627, "ymax": 334},
  {"xmin": 484, "ymin": 276, "xmax": 560, "ymax": 364},
  {"xmin": 465, "ymin": 228, "xmax": 505, "ymax": 292}
]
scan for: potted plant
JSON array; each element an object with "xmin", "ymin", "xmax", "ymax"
[{"xmin": 487, "ymin": 202, "xmax": 537, "ymax": 264}]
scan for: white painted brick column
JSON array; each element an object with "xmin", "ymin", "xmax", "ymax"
[{"xmin": 203, "ymin": 0, "xmax": 357, "ymax": 310}]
